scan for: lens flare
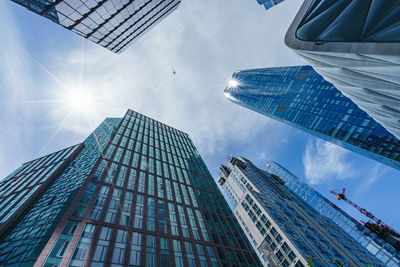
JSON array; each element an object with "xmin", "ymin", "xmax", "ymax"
[{"xmin": 228, "ymin": 79, "xmax": 239, "ymax": 88}]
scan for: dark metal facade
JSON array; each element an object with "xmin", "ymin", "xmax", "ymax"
[{"xmin": 11, "ymin": 0, "xmax": 181, "ymax": 53}]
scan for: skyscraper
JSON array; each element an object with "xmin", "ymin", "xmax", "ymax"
[
  {"xmin": 224, "ymin": 65, "xmax": 400, "ymax": 170},
  {"xmin": 256, "ymin": 0, "xmax": 285, "ymax": 10},
  {"xmin": 285, "ymin": 0, "xmax": 400, "ymax": 139},
  {"xmin": 218, "ymin": 156, "xmax": 384, "ymax": 266},
  {"xmin": 0, "ymin": 109, "xmax": 259, "ymax": 266},
  {"xmin": 265, "ymin": 161, "xmax": 400, "ymax": 266},
  {"xmin": 10, "ymin": 0, "xmax": 181, "ymax": 53}
]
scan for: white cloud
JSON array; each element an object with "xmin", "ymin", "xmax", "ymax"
[
  {"xmin": 0, "ymin": 0, "xmax": 304, "ymax": 178},
  {"xmin": 0, "ymin": 1, "xmax": 35, "ymax": 178},
  {"xmin": 354, "ymin": 163, "xmax": 387, "ymax": 196},
  {"xmin": 302, "ymin": 139, "xmax": 356, "ymax": 184},
  {"xmin": 40, "ymin": 0, "xmax": 303, "ymax": 154}
]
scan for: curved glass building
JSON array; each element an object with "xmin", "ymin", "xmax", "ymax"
[{"xmin": 285, "ymin": 0, "xmax": 400, "ymax": 139}]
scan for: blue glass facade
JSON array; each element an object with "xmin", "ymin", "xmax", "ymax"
[
  {"xmin": 0, "ymin": 110, "xmax": 259, "ymax": 266},
  {"xmin": 0, "ymin": 117, "xmax": 120, "ymax": 266},
  {"xmin": 256, "ymin": 0, "xmax": 285, "ymax": 10},
  {"xmin": 0, "ymin": 143, "xmax": 82, "ymax": 236},
  {"xmin": 219, "ymin": 157, "xmax": 383, "ymax": 266},
  {"xmin": 224, "ymin": 65, "xmax": 400, "ymax": 170},
  {"xmin": 266, "ymin": 161, "xmax": 400, "ymax": 266}
]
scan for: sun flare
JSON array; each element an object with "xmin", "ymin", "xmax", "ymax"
[
  {"xmin": 65, "ymin": 89, "xmax": 95, "ymax": 114},
  {"xmin": 228, "ymin": 79, "xmax": 239, "ymax": 88}
]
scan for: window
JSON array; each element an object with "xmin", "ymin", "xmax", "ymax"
[
  {"xmin": 134, "ymin": 195, "xmax": 144, "ymax": 229},
  {"xmin": 168, "ymin": 203, "xmax": 179, "ymax": 236},
  {"xmin": 47, "ymin": 220, "xmax": 79, "ymax": 263},
  {"xmin": 196, "ymin": 244, "xmax": 207, "ymax": 267},
  {"xmin": 160, "ymin": 237, "xmax": 171, "ymax": 267},
  {"xmin": 158, "ymin": 200, "xmax": 168, "ymax": 234},
  {"xmin": 92, "ymin": 227, "xmax": 113, "ymax": 264},
  {"xmin": 104, "ymin": 189, "xmax": 121, "ymax": 224},
  {"xmin": 69, "ymin": 224, "xmax": 96, "ymax": 266},
  {"xmin": 146, "ymin": 235, "xmax": 156, "ymax": 267},
  {"xmin": 89, "ymin": 185, "xmax": 110, "ymax": 221},
  {"xmin": 178, "ymin": 205, "xmax": 190, "ymax": 238},
  {"xmin": 129, "ymin": 232, "xmax": 142, "ymax": 266},
  {"xmin": 112, "ymin": 230, "xmax": 127, "ymax": 265},
  {"xmin": 147, "ymin": 198, "xmax": 155, "ymax": 232},
  {"xmin": 173, "ymin": 240, "xmax": 184, "ymax": 267},
  {"xmin": 184, "ymin": 242, "xmax": 196, "ymax": 266}
]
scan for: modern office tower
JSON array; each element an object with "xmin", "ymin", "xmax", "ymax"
[
  {"xmin": 224, "ymin": 65, "xmax": 400, "ymax": 170},
  {"xmin": 256, "ymin": 0, "xmax": 285, "ymax": 10},
  {"xmin": 218, "ymin": 156, "xmax": 384, "ymax": 266},
  {"xmin": 285, "ymin": 0, "xmax": 400, "ymax": 139},
  {"xmin": 10, "ymin": 0, "xmax": 181, "ymax": 53},
  {"xmin": 265, "ymin": 161, "xmax": 400, "ymax": 266},
  {"xmin": 0, "ymin": 110, "xmax": 259, "ymax": 266}
]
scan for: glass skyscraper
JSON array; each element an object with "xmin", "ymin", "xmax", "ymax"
[
  {"xmin": 224, "ymin": 65, "xmax": 400, "ymax": 170},
  {"xmin": 256, "ymin": 0, "xmax": 285, "ymax": 10},
  {"xmin": 218, "ymin": 156, "xmax": 383, "ymax": 266},
  {"xmin": 0, "ymin": 109, "xmax": 259, "ymax": 266},
  {"xmin": 266, "ymin": 161, "xmax": 400, "ymax": 266},
  {"xmin": 10, "ymin": 0, "xmax": 181, "ymax": 53}
]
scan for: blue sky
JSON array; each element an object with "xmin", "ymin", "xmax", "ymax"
[{"xmin": 1, "ymin": 0, "xmax": 399, "ymax": 233}]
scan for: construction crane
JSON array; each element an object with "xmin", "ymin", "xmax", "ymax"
[{"xmin": 331, "ymin": 188, "xmax": 400, "ymax": 252}]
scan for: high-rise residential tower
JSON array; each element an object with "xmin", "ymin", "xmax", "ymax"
[
  {"xmin": 224, "ymin": 65, "xmax": 400, "ymax": 170},
  {"xmin": 265, "ymin": 161, "xmax": 400, "ymax": 266},
  {"xmin": 218, "ymin": 156, "xmax": 384, "ymax": 266},
  {"xmin": 10, "ymin": 0, "xmax": 181, "ymax": 53},
  {"xmin": 285, "ymin": 0, "xmax": 400, "ymax": 139},
  {"xmin": 256, "ymin": 0, "xmax": 285, "ymax": 10},
  {"xmin": 0, "ymin": 109, "xmax": 259, "ymax": 266}
]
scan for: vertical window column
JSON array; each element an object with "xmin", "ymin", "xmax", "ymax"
[
  {"xmin": 91, "ymin": 227, "xmax": 113, "ymax": 266},
  {"xmin": 111, "ymin": 230, "xmax": 128, "ymax": 266},
  {"xmin": 134, "ymin": 195, "xmax": 145, "ymax": 229},
  {"xmin": 69, "ymin": 224, "xmax": 97, "ymax": 266},
  {"xmin": 128, "ymin": 232, "xmax": 142, "ymax": 267}
]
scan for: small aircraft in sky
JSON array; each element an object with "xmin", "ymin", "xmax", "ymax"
[{"xmin": 172, "ymin": 69, "xmax": 176, "ymax": 75}]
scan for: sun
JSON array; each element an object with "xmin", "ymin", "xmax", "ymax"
[{"xmin": 65, "ymin": 88, "xmax": 95, "ymax": 114}]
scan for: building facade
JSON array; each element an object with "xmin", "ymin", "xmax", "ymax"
[
  {"xmin": 265, "ymin": 161, "xmax": 400, "ymax": 266},
  {"xmin": 11, "ymin": 0, "xmax": 181, "ymax": 53},
  {"xmin": 256, "ymin": 0, "xmax": 285, "ymax": 10},
  {"xmin": 0, "ymin": 110, "xmax": 259, "ymax": 266},
  {"xmin": 224, "ymin": 65, "xmax": 400, "ymax": 170},
  {"xmin": 218, "ymin": 156, "xmax": 384, "ymax": 266},
  {"xmin": 285, "ymin": 0, "xmax": 400, "ymax": 139}
]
